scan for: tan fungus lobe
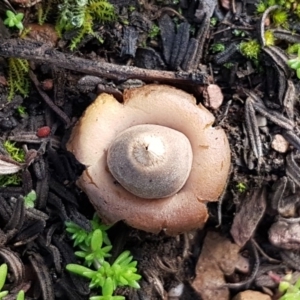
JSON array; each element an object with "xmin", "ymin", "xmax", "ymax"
[{"xmin": 67, "ymin": 84, "xmax": 231, "ymax": 234}]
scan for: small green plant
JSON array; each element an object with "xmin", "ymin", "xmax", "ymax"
[
  {"xmin": 24, "ymin": 190, "xmax": 37, "ymax": 208},
  {"xmin": 272, "ymin": 8, "xmax": 288, "ymax": 27},
  {"xmin": 232, "ymin": 29, "xmax": 246, "ymax": 37},
  {"xmin": 66, "ymin": 215, "xmax": 141, "ymax": 299},
  {"xmin": 7, "ymin": 58, "xmax": 30, "ymax": 101},
  {"xmin": 223, "ymin": 62, "xmax": 234, "ymax": 69},
  {"xmin": 3, "ymin": 10, "xmax": 24, "ymax": 31},
  {"xmin": 264, "ymin": 30, "xmax": 275, "ymax": 46},
  {"xmin": 210, "ymin": 43, "xmax": 225, "ymax": 53},
  {"xmin": 0, "ymin": 263, "xmax": 9, "ymax": 299},
  {"xmin": 148, "ymin": 24, "xmax": 160, "ymax": 39},
  {"xmin": 0, "ymin": 174, "xmax": 22, "ymax": 187},
  {"xmin": 16, "ymin": 105, "xmax": 27, "ymax": 117},
  {"xmin": 279, "ymin": 274, "xmax": 300, "ymax": 300},
  {"xmin": 236, "ymin": 182, "xmax": 247, "ymax": 193},
  {"xmin": 0, "ymin": 263, "xmax": 25, "ymax": 299},
  {"xmin": 287, "ymin": 48, "xmax": 300, "ymax": 79},
  {"xmin": 210, "ymin": 17, "xmax": 217, "ymax": 26},
  {"xmin": 239, "ymin": 39, "xmax": 261, "ymax": 60},
  {"xmin": 55, "ymin": 0, "xmax": 115, "ymax": 50}
]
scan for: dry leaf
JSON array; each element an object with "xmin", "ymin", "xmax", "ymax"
[{"xmin": 0, "ymin": 155, "xmax": 23, "ymax": 175}]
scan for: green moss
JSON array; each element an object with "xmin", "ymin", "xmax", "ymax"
[
  {"xmin": 55, "ymin": 0, "xmax": 115, "ymax": 50},
  {"xmin": 272, "ymin": 9, "xmax": 288, "ymax": 27},
  {"xmin": 148, "ymin": 24, "xmax": 160, "ymax": 39},
  {"xmin": 240, "ymin": 39, "xmax": 261, "ymax": 60},
  {"xmin": 287, "ymin": 43, "xmax": 300, "ymax": 54},
  {"xmin": 264, "ymin": 30, "xmax": 275, "ymax": 46},
  {"xmin": 0, "ymin": 173, "xmax": 22, "ymax": 187},
  {"xmin": 3, "ymin": 141, "xmax": 25, "ymax": 163},
  {"xmin": 7, "ymin": 58, "xmax": 30, "ymax": 101},
  {"xmin": 256, "ymin": 1, "xmax": 267, "ymax": 13}
]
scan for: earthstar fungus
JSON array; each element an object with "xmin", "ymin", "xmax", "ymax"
[{"xmin": 67, "ymin": 84, "xmax": 231, "ymax": 234}]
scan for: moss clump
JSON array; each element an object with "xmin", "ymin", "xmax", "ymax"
[
  {"xmin": 240, "ymin": 40, "xmax": 261, "ymax": 60},
  {"xmin": 7, "ymin": 58, "xmax": 30, "ymax": 101},
  {"xmin": 55, "ymin": 0, "xmax": 115, "ymax": 50}
]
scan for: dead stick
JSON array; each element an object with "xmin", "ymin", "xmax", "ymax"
[
  {"xmin": 29, "ymin": 70, "xmax": 72, "ymax": 128},
  {"xmin": 0, "ymin": 39, "xmax": 209, "ymax": 85}
]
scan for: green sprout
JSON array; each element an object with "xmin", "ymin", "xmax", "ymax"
[
  {"xmin": 239, "ymin": 39, "xmax": 261, "ymax": 60},
  {"xmin": 210, "ymin": 43, "xmax": 225, "ymax": 53},
  {"xmin": 287, "ymin": 43, "xmax": 300, "ymax": 55},
  {"xmin": 0, "ymin": 174, "xmax": 22, "ymax": 187},
  {"xmin": 148, "ymin": 24, "xmax": 160, "ymax": 39},
  {"xmin": 279, "ymin": 274, "xmax": 300, "ymax": 300},
  {"xmin": 232, "ymin": 29, "xmax": 246, "ymax": 37},
  {"xmin": 16, "ymin": 105, "xmax": 27, "ymax": 117},
  {"xmin": 223, "ymin": 62, "xmax": 234, "ymax": 69},
  {"xmin": 24, "ymin": 190, "xmax": 37, "ymax": 208},
  {"xmin": 16, "ymin": 291, "xmax": 25, "ymax": 300},
  {"xmin": 236, "ymin": 182, "xmax": 247, "ymax": 193},
  {"xmin": 128, "ymin": 6, "xmax": 135, "ymax": 12},
  {"xmin": 66, "ymin": 215, "xmax": 141, "ymax": 299},
  {"xmin": 0, "ymin": 263, "xmax": 25, "ymax": 299},
  {"xmin": 287, "ymin": 48, "xmax": 300, "ymax": 79},
  {"xmin": 3, "ymin": 10, "xmax": 24, "ymax": 31},
  {"xmin": 210, "ymin": 17, "xmax": 217, "ymax": 26},
  {"xmin": 256, "ymin": 1, "xmax": 267, "ymax": 13},
  {"xmin": 0, "ymin": 264, "xmax": 8, "ymax": 299}
]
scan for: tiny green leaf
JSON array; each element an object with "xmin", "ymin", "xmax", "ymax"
[
  {"xmin": 3, "ymin": 10, "xmax": 24, "ymax": 31},
  {"xmin": 16, "ymin": 22, "xmax": 24, "ymax": 30},
  {"xmin": 6, "ymin": 10, "xmax": 14, "ymax": 18},
  {"xmin": 297, "ymin": 68, "xmax": 300, "ymax": 79},
  {"xmin": 102, "ymin": 277, "xmax": 114, "ymax": 296},
  {"xmin": 0, "ymin": 264, "xmax": 8, "ymax": 291},
  {"xmin": 16, "ymin": 290, "xmax": 25, "ymax": 300},
  {"xmin": 0, "ymin": 290, "xmax": 9, "ymax": 299},
  {"xmin": 66, "ymin": 264, "xmax": 93, "ymax": 277},
  {"xmin": 16, "ymin": 13, "xmax": 24, "ymax": 22},
  {"xmin": 91, "ymin": 229, "xmax": 103, "ymax": 252},
  {"xmin": 279, "ymin": 281, "xmax": 291, "ymax": 293},
  {"xmin": 24, "ymin": 190, "xmax": 37, "ymax": 208}
]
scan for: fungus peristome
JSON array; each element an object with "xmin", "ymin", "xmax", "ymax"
[{"xmin": 67, "ymin": 84, "xmax": 231, "ymax": 235}]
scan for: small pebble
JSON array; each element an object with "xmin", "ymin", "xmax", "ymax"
[
  {"xmin": 203, "ymin": 84, "xmax": 224, "ymax": 110},
  {"xmin": 168, "ymin": 283, "xmax": 184, "ymax": 298},
  {"xmin": 271, "ymin": 134, "xmax": 289, "ymax": 153}
]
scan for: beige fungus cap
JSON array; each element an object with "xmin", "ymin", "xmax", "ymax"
[{"xmin": 67, "ymin": 84, "xmax": 231, "ymax": 234}]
